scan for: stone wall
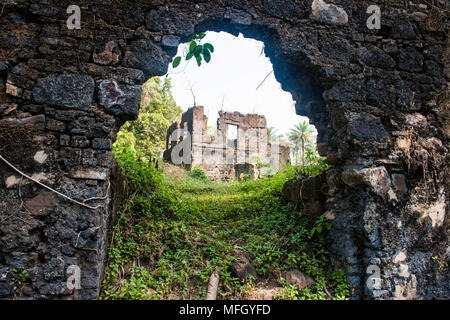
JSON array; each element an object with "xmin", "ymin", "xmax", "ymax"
[
  {"xmin": 164, "ymin": 106, "xmax": 290, "ymax": 180},
  {"xmin": 0, "ymin": 0, "xmax": 448, "ymax": 299}
]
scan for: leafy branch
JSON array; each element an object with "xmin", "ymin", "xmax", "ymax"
[{"xmin": 172, "ymin": 33, "xmax": 215, "ymax": 68}]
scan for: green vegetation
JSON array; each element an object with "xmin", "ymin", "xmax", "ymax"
[
  {"xmin": 114, "ymin": 77, "xmax": 182, "ymax": 160},
  {"xmin": 172, "ymin": 33, "xmax": 215, "ymax": 68},
  {"xmin": 13, "ymin": 269, "xmax": 28, "ymax": 285},
  {"xmin": 100, "ymin": 147, "xmax": 348, "ymax": 300},
  {"xmin": 288, "ymin": 120, "xmax": 317, "ymax": 166},
  {"xmin": 189, "ymin": 166, "xmax": 209, "ymax": 181}
]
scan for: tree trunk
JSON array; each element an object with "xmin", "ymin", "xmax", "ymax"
[{"xmin": 301, "ymin": 136, "xmax": 305, "ymax": 166}]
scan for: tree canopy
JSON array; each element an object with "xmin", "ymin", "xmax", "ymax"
[{"xmin": 288, "ymin": 120, "xmax": 316, "ymax": 166}]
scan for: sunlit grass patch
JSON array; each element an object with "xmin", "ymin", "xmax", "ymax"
[{"xmin": 100, "ymin": 147, "xmax": 348, "ymax": 300}]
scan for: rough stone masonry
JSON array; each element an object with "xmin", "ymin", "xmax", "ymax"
[{"xmin": 0, "ymin": 0, "xmax": 448, "ymax": 300}]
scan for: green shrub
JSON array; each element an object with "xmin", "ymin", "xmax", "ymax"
[
  {"xmin": 101, "ymin": 147, "xmax": 348, "ymax": 300},
  {"xmin": 189, "ymin": 166, "xmax": 208, "ymax": 181}
]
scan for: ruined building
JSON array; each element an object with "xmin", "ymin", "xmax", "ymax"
[{"xmin": 163, "ymin": 106, "xmax": 290, "ymax": 180}]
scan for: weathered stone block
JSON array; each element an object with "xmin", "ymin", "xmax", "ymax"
[
  {"xmin": 324, "ymin": 80, "xmax": 365, "ymax": 102},
  {"xmin": 281, "ymin": 173, "xmax": 327, "ymax": 217},
  {"xmin": 347, "ymin": 112, "xmax": 388, "ymax": 144},
  {"xmin": 24, "ymin": 192, "xmax": 57, "ymax": 216},
  {"xmin": 0, "ymin": 115, "xmax": 45, "ymax": 130},
  {"xmin": 0, "ymin": 61, "xmax": 8, "ymax": 72},
  {"xmin": 98, "ymin": 79, "xmax": 141, "ymax": 120},
  {"xmin": 424, "ymin": 60, "xmax": 442, "ymax": 76},
  {"xmin": 46, "ymin": 118, "xmax": 66, "ymax": 132},
  {"xmin": 311, "ymin": 0, "xmax": 348, "ymax": 25},
  {"xmin": 405, "ymin": 113, "xmax": 427, "ymax": 129},
  {"xmin": 161, "ymin": 35, "xmax": 180, "ymax": 49},
  {"xmin": 33, "ymin": 74, "xmax": 95, "ymax": 110},
  {"xmin": 342, "ymin": 166, "xmax": 392, "ymax": 198},
  {"xmin": 38, "ymin": 45, "xmax": 54, "ymax": 55},
  {"xmin": 71, "ymin": 168, "xmax": 108, "ymax": 180},
  {"xmin": 92, "ymin": 138, "xmax": 112, "ymax": 150},
  {"xmin": 93, "ymin": 41, "xmax": 120, "ymax": 66},
  {"xmin": 224, "ymin": 10, "xmax": 252, "ymax": 26},
  {"xmin": 397, "ymin": 48, "xmax": 424, "ymax": 73},
  {"xmin": 33, "ymin": 150, "xmax": 48, "ymax": 164},
  {"xmin": 145, "ymin": 8, "xmax": 194, "ymax": 36},
  {"xmin": 5, "ymin": 83, "xmax": 23, "ymax": 97},
  {"xmin": 59, "ymin": 135, "xmax": 70, "ymax": 146},
  {"xmin": 391, "ymin": 21, "xmax": 416, "ymax": 40},
  {"xmin": 71, "ymin": 136, "xmax": 90, "ymax": 148},
  {"xmin": 358, "ymin": 46, "xmax": 396, "ymax": 70},
  {"xmin": 122, "ymin": 40, "xmax": 170, "ymax": 78},
  {"xmin": 30, "ymin": 4, "xmax": 61, "ymax": 17},
  {"xmin": 5, "ymin": 173, "xmax": 52, "ymax": 188},
  {"xmin": 322, "ymin": 38, "xmax": 354, "ymax": 61}
]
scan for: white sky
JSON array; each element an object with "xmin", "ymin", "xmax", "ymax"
[{"xmin": 162, "ymin": 31, "xmax": 312, "ymax": 138}]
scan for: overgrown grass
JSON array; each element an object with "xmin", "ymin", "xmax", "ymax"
[{"xmin": 100, "ymin": 147, "xmax": 349, "ymax": 300}]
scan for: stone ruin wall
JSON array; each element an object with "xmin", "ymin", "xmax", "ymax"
[
  {"xmin": 163, "ymin": 106, "xmax": 291, "ymax": 181},
  {"xmin": 0, "ymin": 0, "xmax": 448, "ymax": 299}
]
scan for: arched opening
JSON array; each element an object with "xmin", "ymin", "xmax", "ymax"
[
  {"xmin": 2, "ymin": 0, "xmax": 445, "ymax": 302},
  {"xmin": 103, "ymin": 26, "xmax": 340, "ymax": 300}
]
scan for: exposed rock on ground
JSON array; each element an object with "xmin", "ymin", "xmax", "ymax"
[
  {"xmin": 231, "ymin": 250, "xmax": 257, "ymax": 282},
  {"xmin": 281, "ymin": 270, "xmax": 315, "ymax": 290}
]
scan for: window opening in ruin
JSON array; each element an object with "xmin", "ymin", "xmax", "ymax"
[{"xmin": 227, "ymin": 124, "xmax": 238, "ymax": 141}]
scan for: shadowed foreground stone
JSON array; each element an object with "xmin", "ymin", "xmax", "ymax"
[
  {"xmin": 281, "ymin": 270, "xmax": 315, "ymax": 290},
  {"xmin": 231, "ymin": 250, "xmax": 257, "ymax": 282},
  {"xmin": 33, "ymin": 74, "xmax": 95, "ymax": 110}
]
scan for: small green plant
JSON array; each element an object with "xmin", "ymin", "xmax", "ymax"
[
  {"xmin": 275, "ymin": 271, "xmax": 349, "ymax": 300},
  {"xmin": 249, "ymin": 156, "xmax": 271, "ymax": 178},
  {"xmin": 309, "ymin": 214, "xmax": 332, "ymax": 238},
  {"xmin": 189, "ymin": 166, "xmax": 208, "ymax": 181},
  {"xmin": 172, "ymin": 33, "xmax": 215, "ymax": 68},
  {"xmin": 432, "ymin": 256, "xmax": 448, "ymax": 273},
  {"xmin": 295, "ymin": 157, "xmax": 329, "ymax": 177},
  {"xmin": 328, "ymin": 271, "xmax": 350, "ymax": 300},
  {"xmin": 13, "ymin": 269, "xmax": 28, "ymax": 285}
]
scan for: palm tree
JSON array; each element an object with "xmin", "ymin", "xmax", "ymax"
[
  {"xmin": 268, "ymin": 126, "xmax": 283, "ymax": 142},
  {"xmin": 288, "ymin": 120, "xmax": 315, "ymax": 166}
]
